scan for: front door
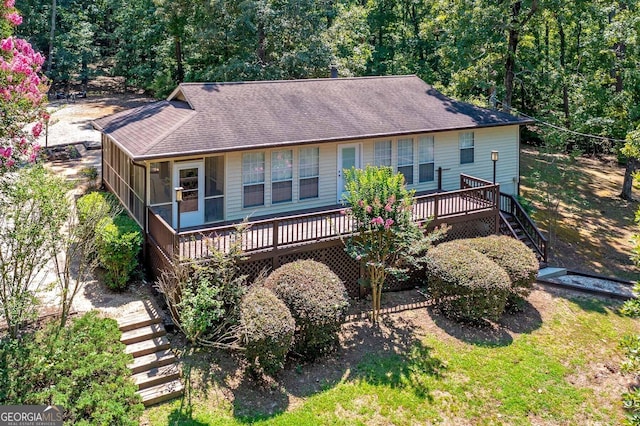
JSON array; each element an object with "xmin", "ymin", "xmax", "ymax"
[
  {"xmin": 173, "ymin": 161, "xmax": 204, "ymax": 229},
  {"xmin": 337, "ymin": 143, "xmax": 361, "ymax": 203}
]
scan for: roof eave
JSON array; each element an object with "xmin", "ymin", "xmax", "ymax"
[{"xmin": 130, "ymin": 120, "xmax": 530, "ymax": 162}]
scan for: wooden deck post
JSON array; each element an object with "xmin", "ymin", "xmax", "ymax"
[
  {"xmin": 272, "ymin": 220, "xmax": 280, "ymax": 269},
  {"xmin": 494, "ymin": 184, "xmax": 500, "ymax": 234}
]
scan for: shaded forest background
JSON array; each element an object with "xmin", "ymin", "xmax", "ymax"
[{"xmin": 17, "ymin": 0, "xmax": 639, "ymax": 153}]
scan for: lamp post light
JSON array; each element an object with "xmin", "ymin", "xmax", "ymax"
[
  {"xmin": 491, "ymin": 150, "xmax": 499, "ymax": 184},
  {"xmin": 175, "ymin": 186, "xmax": 183, "ymax": 235}
]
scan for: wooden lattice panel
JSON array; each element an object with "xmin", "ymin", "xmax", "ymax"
[
  {"xmin": 238, "ymin": 258, "xmax": 273, "ymax": 284},
  {"xmin": 440, "ymin": 217, "xmax": 496, "ymax": 242}
]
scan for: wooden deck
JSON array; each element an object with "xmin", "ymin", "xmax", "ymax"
[{"xmin": 147, "ymin": 175, "xmax": 500, "ymax": 262}]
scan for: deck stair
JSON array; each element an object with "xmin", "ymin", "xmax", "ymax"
[
  {"xmin": 498, "ymin": 193, "xmax": 549, "ymax": 266},
  {"xmin": 117, "ymin": 302, "xmax": 183, "ymax": 407}
]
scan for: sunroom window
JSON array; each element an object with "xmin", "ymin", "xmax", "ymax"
[
  {"xmin": 272, "ymin": 150, "xmax": 293, "ymax": 203},
  {"xmin": 299, "ymin": 147, "xmax": 319, "ymax": 199},
  {"xmin": 242, "ymin": 152, "xmax": 265, "ymax": 208},
  {"xmin": 419, "ymin": 136, "xmax": 435, "ymax": 182}
]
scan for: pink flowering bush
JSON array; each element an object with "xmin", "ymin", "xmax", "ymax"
[
  {"xmin": 342, "ymin": 165, "xmax": 444, "ymax": 322},
  {"xmin": 0, "ymin": 1, "xmax": 47, "ymax": 173}
]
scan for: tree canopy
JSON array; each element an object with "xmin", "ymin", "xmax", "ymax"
[{"xmin": 15, "ymin": 0, "xmax": 640, "ymax": 152}]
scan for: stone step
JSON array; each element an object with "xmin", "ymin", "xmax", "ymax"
[
  {"xmin": 132, "ymin": 363, "xmax": 181, "ymax": 390},
  {"xmin": 137, "ymin": 379, "xmax": 184, "ymax": 407},
  {"xmin": 118, "ymin": 313, "xmax": 162, "ymax": 332},
  {"xmin": 125, "ymin": 336, "xmax": 170, "ymax": 358},
  {"xmin": 127, "ymin": 349, "xmax": 177, "ymax": 374},
  {"xmin": 120, "ymin": 323, "xmax": 166, "ymax": 345}
]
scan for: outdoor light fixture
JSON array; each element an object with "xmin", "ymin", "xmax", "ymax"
[
  {"xmin": 175, "ymin": 186, "xmax": 184, "ymax": 235},
  {"xmin": 491, "ymin": 151, "xmax": 499, "ymax": 184}
]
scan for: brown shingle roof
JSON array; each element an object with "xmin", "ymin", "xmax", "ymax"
[{"xmin": 93, "ymin": 75, "xmax": 532, "ymax": 161}]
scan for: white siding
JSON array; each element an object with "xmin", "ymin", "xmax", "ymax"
[{"xmin": 149, "ymin": 125, "xmax": 521, "ymax": 223}]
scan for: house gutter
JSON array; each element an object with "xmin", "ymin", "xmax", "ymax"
[{"xmin": 126, "ymin": 120, "xmax": 536, "ymax": 162}]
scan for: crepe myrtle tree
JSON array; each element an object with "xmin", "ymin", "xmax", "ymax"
[
  {"xmin": 0, "ymin": 0, "xmax": 48, "ymax": 174},
  {"xmin": 342, "ymin": 165, "xmax": 445, "ymax": 323}
]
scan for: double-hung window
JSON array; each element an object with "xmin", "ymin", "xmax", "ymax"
[
  {"xmin": 299, "ymin": 147, "xmax": 319, "ymax": 199},
  {"xmin": 397, "ymin": 138, "xmax": 414, "ymax": 185},
  {"xmin": 460, "ymin": 132, "xmax": 474, "ymax": 164},
  {"xmin": 418, "ymin": 136, "xmax": 435, "ymax": 182},
  {"xmin": 374, "ymin": 140, "xmax": 392, "ymax": 167},
  {"xmin": 242, "ymin": 152, "xmax": 265, "ymax": 207},
  {"xmin": 271, "ymin": 150, "xmax": 293, "ymax": 203}
]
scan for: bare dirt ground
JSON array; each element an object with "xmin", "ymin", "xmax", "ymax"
[
  {"xmin": 520, "ymin": 146, "xmax": 639, "ymax": 280},
  {"xmin": 36, "ymin": 90, "xmax": 154, "ymax": 319},
  {"xmin": 146, "ymin": 286, "xmax": 636, "ymax": 424}
]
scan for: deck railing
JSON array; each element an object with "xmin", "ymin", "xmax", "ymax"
[
  {"xmin": 147, "ymin": 208, "xmax": 176, "ymax": 258},
  {"xmin": 149, "ymin": 178, "xmax": 500, "ymax": 260}
]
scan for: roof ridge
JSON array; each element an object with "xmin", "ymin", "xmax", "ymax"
[
  {"xmin": 141, "ymin": 105, "xmax": 199, "ymax": 156},
  {"xmin": 178, "ymin": 75, "xmax": 419, "ymax": 87}
]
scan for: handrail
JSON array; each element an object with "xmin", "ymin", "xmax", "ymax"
[
  {"xmin": 460, "ymin": 174, "xmax": 493, "ymax": 189},
  {"xmin": 498, "ymin": 211, "xmax": 518, "ymax": 237},
  {"xmin": 148, "ymin": 181, "xmax": 501, "ymax": 260},
  {"xmin": 499, "ymin": 193, "xmax": 548, "ymax": 262}
]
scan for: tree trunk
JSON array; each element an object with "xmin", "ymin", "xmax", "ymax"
[
  {"xmin": 557, "ymin": 17, "xmax": 570, "ymax": 125},
  {"xmin": 174, "ymin": 37, "xmax": 184, "ymax": 83},
  {"xmin": 503, "ymin": 0, "xmax": 538, "ymax": 112},
  {"xmin": 621, "ymin": 157, "xmax": 639, "ymax": 200},
  {"xmin": 257, "ymin": 23, "xmax": 266, "ymax": 65},
  {"xmin": 503, "ymin": 23, "xmax": 518, "ymax": 111},
  {"xmin": 47, "ymin": 0, "xmax": 57, "ymax": 75}
]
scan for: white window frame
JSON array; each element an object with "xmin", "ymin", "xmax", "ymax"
[
  {"xmin": 460, "ymin": 131, "xmax": 475, "ymax": 164},
  {"xmin": 242, "ymin": 152, "xmax": 265, "ymax": 208},
  {"xmin": 299, "ymin": 146, "xmax": 319, "ymax": 200},
  {"xmin": 397, "ymin": 138, "xmax": 414, "ymax": 185},
  {"xmin": 418, "ymin": 136, "xmax": 435, "ymax": 183},
  {"xmin": 271, "ymin": 150, "xmax": 293, "ymax": 204},
  {"xmin": 374, "ymin": 140, "xmax": 392, "ymax": 167}
]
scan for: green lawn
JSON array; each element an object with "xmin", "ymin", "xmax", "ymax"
[{"xmin": 144, "ymin": 291, "xmax": 639, "ymax": 425}]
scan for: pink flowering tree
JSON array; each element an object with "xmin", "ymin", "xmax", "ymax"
[
  {"xmin": 0, "ymin": 0, "xmax": 48, "ymax": 173},
  {"xmin": 343, "ymin": 165, "xmax": 444, "ymax": 323}
]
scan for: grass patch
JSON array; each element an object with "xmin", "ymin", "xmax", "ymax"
[{"xmin": 144, "ymin": 293, "xmax": 639, "ymax": 425}]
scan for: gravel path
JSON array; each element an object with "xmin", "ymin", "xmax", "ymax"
[{"xmin": 35, "ymin": 94, "xmax": 158, "ymax": 320}]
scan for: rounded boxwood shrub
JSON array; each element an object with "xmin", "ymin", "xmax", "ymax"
[
  {"xmin": 240, "ymin": 286, "xmax": 295, "ymax": 376},
  {"xmin": 96, "ymin": 214, "xmax": 143, "ymax": 290},
  {"xmin": 462, "ymin": 235, "xmax": 539, "ymax": 306},
  {"xmin": 425, "ymin": 241, "xmax": 511, "ymax": 322},
  {"xmin": 264, "ymin": 260, "xmax": 349, "ymax": 359}
]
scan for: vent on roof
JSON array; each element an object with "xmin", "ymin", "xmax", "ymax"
[{"xmin": 330, "ymin": 65, "xmax": 338, "ymax": 79}]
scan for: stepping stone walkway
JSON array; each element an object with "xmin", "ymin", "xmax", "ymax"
[{"xmin": 116, "ymin": 301, "xmax": 184, "ymax": 407}]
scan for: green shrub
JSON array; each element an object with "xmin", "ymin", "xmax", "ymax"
[
  {"xmin": 621, "ymin": 335, "xmax": 640, "ymax": 424},
  {"xmin": 96, "ymin": 214, "xmax": 143, "ymax": 290},
  {"xmin": 264, "ymin": 260, "xmax": 349, "ymax": 359},
  {"xmin": 76, "ymin": 191, "xmax": 118, "ymax": 224},
  {"xmin": 425, "ymin": 241, "xmax": 511, "ymax": 322},
  {"xmin": 462, "ymin": 235, "xmax": 539, "ymax": 308},
  {"xmin": 240, "ymin": 286, "xmax": 295, "ymax": 376},
  {"xmin": 0, "ymin": 311, "xmax": 143, "ymax": 425}
]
